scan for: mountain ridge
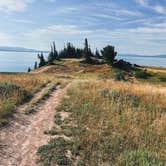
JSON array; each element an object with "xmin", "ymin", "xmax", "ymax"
[{"xmin": 0, "ymin": 46, "xmax": 49, "ymax": 53}]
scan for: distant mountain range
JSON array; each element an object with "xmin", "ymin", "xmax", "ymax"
[
  {"xmin": 119, "ymin": 54, "xmax": 166, "ymax": 58},
  {"xmin": 0, "ymin": 46, "xmax": 49, "ymax": 53}
]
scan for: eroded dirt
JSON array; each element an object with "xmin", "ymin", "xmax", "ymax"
[{"xmin": 0, "ymin": 84, "xmax": 70, "ymax": 166}]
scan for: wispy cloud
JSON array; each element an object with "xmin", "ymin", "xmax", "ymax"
[
  {"xmin": 18, "ymin": 23, "xmax": 166, "ymax": 55},
  {"xmin": 1, "ymin": 0, "xmax": 166, "ymax": 55},
  {"xmin": 0, "ymin": 0, "xmax": 33, "ymax": 12},
  {"xmin": 0, "ymin": 32, "xmax": 10, "ymax": 40},
  {"xmin": 12, "ymin": 19, "xmax": 34, "ymax": 24},
  {"xmin": 137, "ymin": 0, "xmax": 166, "ymax": 14}
]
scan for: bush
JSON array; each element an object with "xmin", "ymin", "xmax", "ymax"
[
  {"xmin": 101, "ymin": 45, "xmax": 117, "ymax": 65},
  {"xmin": 159, "ymin": 77, "xmax": 166, "ymax": 82},
  {"xmin": 37, "ymin": 137, "xmax": 71, "ymax": 166},
  {"xmin": 135, "ymin": 70, "xmax": 152, "ymax": 79},
  {"xmin": 0, "ymin": 81, "xmax": 31, "ymax": 104},
  {"xmin": 114, "ymin": 71, "xmax": 126, "ymax": 81},
  {"xmin": 0, "ymin": 103, "xmax": 15, "ymax": 126}
]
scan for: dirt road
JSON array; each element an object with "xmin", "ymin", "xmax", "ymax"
[{"xmin": 0, "ymin": 84, "xmax": 69, "ymax": 166}]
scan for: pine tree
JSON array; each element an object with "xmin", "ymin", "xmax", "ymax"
[
  {"xmin": 53, "ymin": 41, "xmax": 58, "ymax": 59},
  {"xmin": 95, "ymin": 49, "xmax": 100, "ymax": 58},
  {"xmin": 101, "ymin": 45, "xmax": 117, "ymax": 65},
  {"xmin": 34, "ymin": 61, "xmax": 37, "ymax": 70},
  {"xmin": 48, "ymin": 42, "xmax": 58, "ymax": 64},
  {"xmin": 84, "ymin": 38, "xmax": 92, "ymax": 63},
  {"xmin": 38, "ymin": 52, "xmax": 46, "ymax": 67},
  {"xmin": 28, "ymin": 67, "xmax": 31, "ymax": 72}
]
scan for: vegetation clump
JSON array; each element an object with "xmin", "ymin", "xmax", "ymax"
[
  {"xmin": 0, "ymin": 81, "xmax": 31, "ymax": 125},
  {"xmin": 135, "ymin": 70, "xmax": 152, "ymax": 79},
  {"xmin": 37, "ymin": 137, "xmax": 72, "ymax": 166},
  {"xmin": 51, "ymin": 81, "xmax": 166, "ymax": 165}
]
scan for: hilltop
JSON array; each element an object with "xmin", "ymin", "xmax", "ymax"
[{"xmin": 0, "ymin": 58, "xmax": 166, "ymax": 165}]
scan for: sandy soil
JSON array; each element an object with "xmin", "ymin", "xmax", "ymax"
[{"xmin": 0, "ymin": 84, "xmax": 70, "ymax": 166}]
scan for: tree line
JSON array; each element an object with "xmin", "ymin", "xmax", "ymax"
[{"xmin": 28, "ymin": 38, "xmax": 118, "ymax": 72}]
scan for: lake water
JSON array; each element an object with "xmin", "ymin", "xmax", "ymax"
[
  {"xmin": 0, "ymin": 51, "xmax": 165, "ymax": 72},
  {"xmin": 117, "ymin": 55, "xmax": 166, "ymax": 67},
  {"xmin": 0, "ymin": 51, "xmax": 43, "ymax": 72}
]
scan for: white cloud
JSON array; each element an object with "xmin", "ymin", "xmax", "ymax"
[
  {"xmin": 48, "ymin": 0, "xmax": 56, "ymax": 2},
  {"xmin": 12, "ymin": 19, "xmax": 34, "ymax": 24},
  {"xmin": 153, "ymin": 5, "xmax": 166, "ymax": 14},
  {"xmin": 16, "ymin": 23, "xmax": 166, "ymax": 55},
  {"xmin": 0, "ymin": 32, "xmax": 13, "ymax": 46},
  {"xmin": 137, "ymin": 0, "xmax": 146, "ymax": 6},
  {"xmin": 137, "ymin": 0, "xmax": 166, "ymax": 14},
  {"xmin": 27, "ymin": 25, "xmax": 92, "ymax": 36},
  {"xmin": 19, "ymin": 25, "xmax": 92, "ymax": 50},
  {"xmin": 0, "ymin": 0, "xmax": 32, "ymax": 12},
  {"xmin": 0, "ymin": 32, "xmax": 10, "ymax": 40}
]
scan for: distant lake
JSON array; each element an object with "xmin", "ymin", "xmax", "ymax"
[
  {"xmin": 117, "ymin": 54, "xmax": 166, "ymax": 67},
  {"xmin": 0, "ymin": 51, "xmax": 46, "ymax": 72},
  {"xmin": 0, "ymin": 51, "xmax": 165, "ymax": 72}
]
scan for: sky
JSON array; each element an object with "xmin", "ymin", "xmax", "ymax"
[{"xmin": 0, "ymin": 0, "xmax": 166, "ymax": 55}]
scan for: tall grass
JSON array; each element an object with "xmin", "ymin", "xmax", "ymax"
[
  {"xmin": 0, "ymin": 73, "xmax": 54, "ymax": 126},
  {"xmin": 50, "ymin": 80, "xmax": 166, "ymax": 165}
]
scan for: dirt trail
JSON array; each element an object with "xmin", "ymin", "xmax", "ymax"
[{"xmin": 0, "ymin": 83, "xmax": 70, "ymax": 166}]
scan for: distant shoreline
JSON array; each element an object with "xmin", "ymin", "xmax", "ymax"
[
  {"xmin": 118, "ymin": 54, "xmax": 166, "ymax": 58},
  {"xmin": 0, "ymin": 50, "xmax": 49, "ymax": 53}
]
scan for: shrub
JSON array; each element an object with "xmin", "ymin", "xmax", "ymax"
[
  {"xmin": 101, "ymin": 45, "xmax": 117, "ymax": 64},
  {"xmin": 0, "ymin": 81, "xmax": 31, "ymax": 104},
  {"xmin": 37, "ymin": 137, "xmax": 72, "ymax": 166},
  {"xmin": 159, "ymin": 77, "xmax": 166, "ymax": 82},
  {"xmin": 114, "ymin": 71, "xmax": 126, "ymax": 81},
  {"xmin": 135, "ymin": 70, "xmax": 152, "ymax": 79},
  {"xmin": 0, "ymin": 103, "xmax": 15, "ymax": 126}
]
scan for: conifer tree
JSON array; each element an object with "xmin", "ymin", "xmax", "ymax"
[
  {"xmin": 84, "ymin": 38, "xmax": 92, "ymax": 63},
  {"xmin": 28, "ymin": 67, "xmax": 31, "ymax": 72},
  {"xmin": 95, "ymin": 49, "xmax": 100, "ymax": 58},
  {"xmin": 34, "ymin": 61, "xmax": 38, "ymax": 70},
  {"xmin": 101, "ymin": 45, "xmax": 117, "ymax": 65},
  {"xmin": 38, "ymin": 52, "xmax": 46, "ymax": 67},
  {"xmin": 48, "ymin": 42, "xmax": 58, "ymax": 64}
]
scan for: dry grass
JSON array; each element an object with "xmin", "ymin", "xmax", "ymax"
[
  {"xmin": 52, "ymin": 79, "xmax": 166, "ymax": 165},
  {"xmin": 0, "ymin": 73, "xmax": 56, "ymax": 125}
]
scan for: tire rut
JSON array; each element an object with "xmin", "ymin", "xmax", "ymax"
[{"xmin": 0, "ymin": 83, "xmax": 70, "ymax": 166}]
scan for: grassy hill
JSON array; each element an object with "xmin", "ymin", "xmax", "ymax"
[{"xmin": 0, "ymin": 58, "xmax": 166, "ymax": 165}]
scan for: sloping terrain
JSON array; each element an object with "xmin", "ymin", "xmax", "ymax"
[
  {"xmin": 0, "ymin": 59, "xmax": 166, "ymax": 166},
  {"xmin": 0, "ymin": 83, "xmax": 70, "ymax": 166}
]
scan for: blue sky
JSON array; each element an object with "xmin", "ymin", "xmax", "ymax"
[{"xmin": 0, "ymin": 0, "xmax": 166, "ymax": 55}]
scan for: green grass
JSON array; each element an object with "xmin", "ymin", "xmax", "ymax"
[
  {"xmin": 135, "ymin": 70, "xmax": 152, "ymax": 79},
  {"xmin": 54, "ymin": 113, "xmax": 63, "ymax": 125},
  {"xmin": 135, "ymin": 68, "xmax": 166, "ymax": 86},
  {"xmin": 37, "ymin": 137, "xmax": 72, "ymax": 166},
  {"xmin": 45, "ymin": 80, "xmax": 165, "ymax": 165},
  {"xmin": 116, "ymin": 148, "xmax": 165, "ymax": 166}
]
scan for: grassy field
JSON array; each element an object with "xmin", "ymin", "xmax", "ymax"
[
  {"xmin": 0, "ymin": 73, "xmax": 56, "ymax": 125},
  {"xmin": 1, "ymin": 59, "xmax": 166, "ymax": 165},
  {"xmin": 37, "ymin": 79, "xmax": 166, "ymax": 165},
  {"xmin": 34, "ymin": 59, "xmax": 166, "ymax": 166}
]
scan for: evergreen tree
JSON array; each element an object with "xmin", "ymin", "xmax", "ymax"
[
  {"xmin": 34, "ymin": 61, "xmax": 37, "ymax": 70},
  {"xmin": 48, "ymin": 42, "xmax": 58, "ymax": 64},
  {"xmin": 84, "ymin": 38, "xmax": 92, "ymax": 63},
  {"xmin": 53, "ymin": 41, "xmax": 58, "ymax": 59},
  {"xmin": 101, "ymin": 45, "xmax": 117, "ymax": 65},
  {"xmin": 27, "ymin": 67, "xmax": 31, "ymax": 72},
  {"xmin": 95, "ymin": 48, "xmax": 101, "ymax": 58},
  {"xmin": 38, "ymin": 52, "xmax": 46, "ymax": 67}
]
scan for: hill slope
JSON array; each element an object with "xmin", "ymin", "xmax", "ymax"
[{"xmin": 0, "ymin": 59, "xmax": 166, "ymax": 165}]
